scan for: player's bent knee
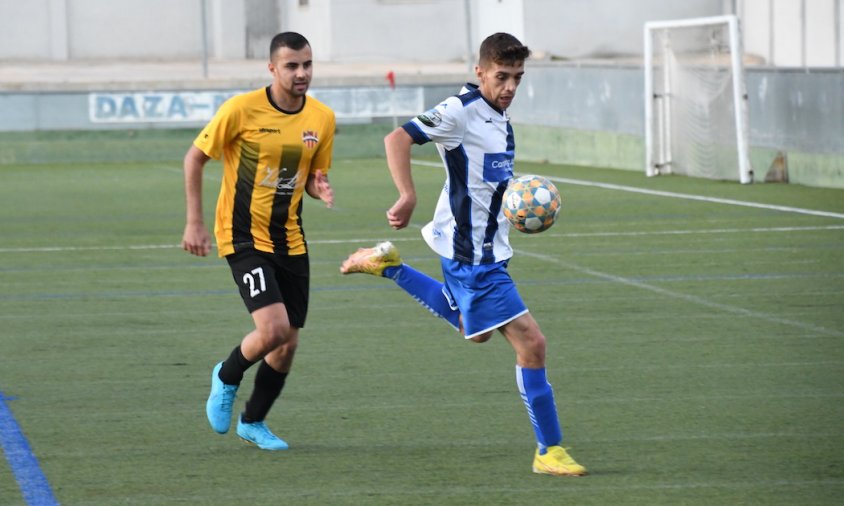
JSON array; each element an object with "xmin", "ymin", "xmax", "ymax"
[
  {"xmin": 279, "ymin": 334, "xmax": 298, "ymax": 352},
  {"xmin": 470, "ymin": 331, "xmax": 494, "ymax": 343},
  {"xmin": 255, "ymin": 322, "xmax": 291, "ymax": 347},
  {"xmin": 526, "ymin": 331, "xmax": 547, "ymax": 350}
]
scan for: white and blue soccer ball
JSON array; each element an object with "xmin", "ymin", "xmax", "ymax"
[{"xmin": 502, "ymin": 175, "xmax": 562, "ymax": 234}]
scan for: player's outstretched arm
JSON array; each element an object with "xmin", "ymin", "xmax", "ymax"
[
  {"xmin": 182, "ymin": 145, "xmax": 213, "ymax": 257},
  {"xmin": 384, "ymin": 127, "xmax": 417, "ymax": 230},
  {"xmin": 306, "ymin": 169, "xmax": 334, "ymax": 208}
]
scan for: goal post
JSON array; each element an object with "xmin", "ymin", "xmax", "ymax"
[{"xmin": 644, "ymin": 15, "xmax": 752, "ymax": 184}]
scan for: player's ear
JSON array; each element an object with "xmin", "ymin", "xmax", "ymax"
[{"xmin": 474, "ymin": 64, "xmax": 483, "ymax": 81}]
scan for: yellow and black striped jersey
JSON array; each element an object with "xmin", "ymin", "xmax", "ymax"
[{"xmin": 194, "ymin": 86, "xmax": 335, "ymax": 257}]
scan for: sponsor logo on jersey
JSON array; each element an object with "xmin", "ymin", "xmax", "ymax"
[
  {"xmin": 302, "ymin": 130, "xmax": 319, "ymax": 148},
  {"xmin": 417, "ymin": 108, "xmax": 442, "ymax": 127},
  {"xmin": 274, "ymin": 173, "xmax": 299, "ymax": 194},
  {"xmin": 482, "ymin": 151, "xmax": 515, "ymax": 182},
  {"xmin": 260, "ymin": 127, "xmax": 281, "ymax": 134},
  {"xmin": 258, "ymin": 165, "xmax": 299, "ymax": 196}
]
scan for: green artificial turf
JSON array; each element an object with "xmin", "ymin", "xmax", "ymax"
[{"xmin": 0, "ymin": 128, "xmax": 842, "ymax": 505}]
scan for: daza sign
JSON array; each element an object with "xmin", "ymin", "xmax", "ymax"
[{"xmin": 89, "ymin": 91, "xmax": 243, "ymax": 123}]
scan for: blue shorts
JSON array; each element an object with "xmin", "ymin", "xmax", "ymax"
[{"xmin": 439, "ymin": 257, "xmax": 528, "ymax": 338}]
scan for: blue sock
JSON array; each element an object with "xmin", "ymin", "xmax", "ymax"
[
  {"xmin": 516, "ymin": 366, "xmax": 563, "ymax": 454},
  {"xmin": 383, "ymin": 264, "xmax": 460, "ymax": 330}
]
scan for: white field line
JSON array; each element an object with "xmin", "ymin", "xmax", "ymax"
[
  {"xmin": 2, "ymin": 167, "xmax": 841, "ymax": 253},
  {"xmin": 1, "ymin": 224, "xmax": 841, "ymax": 253},
  {"xmin": 412, "ymin": 159, "xmax": 844, "ymax": 219},
  {"xmin": 539, "ymin": 173, "xmax": 844, "ymax": 219},
  {"xmin": 0, "ymin": 244, "xmax": 180, "ymax": 253},
  {"xmin": 516, "ymin": 248, "xmax": 844, "ymax": 338},
  {"xmin": 543, "ymin": 224, "xmax": 844, "ymax": 238},
  {"xmin": 171, "ymin": 158, "xmax": 844, "ymax": 219}
]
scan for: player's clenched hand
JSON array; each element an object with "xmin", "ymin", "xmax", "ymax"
[
  {"xmin": 182, "ymin": 223, "xmax": 212, "ymax": 257},
  {"xmin": 386, "ymin": 195, "xmax": 416, "ymax": 230}
]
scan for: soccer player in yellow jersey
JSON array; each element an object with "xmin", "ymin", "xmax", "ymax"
[{"xmin": 181, "ymin": 32, "xmax": 335, "ymax": 450}]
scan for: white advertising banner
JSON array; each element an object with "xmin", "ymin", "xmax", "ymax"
[
  {"xmin": 89, "ymin": 91, "xmax": 245, "ymax": 123},
  {"xmin": 88, "ymin": 87, "xmax": 425, "ymax": 123}
]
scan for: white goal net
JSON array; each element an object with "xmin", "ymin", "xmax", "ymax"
[{"xmin": 644, "ymin": 15, "xmax": 752, "ymax": 183}]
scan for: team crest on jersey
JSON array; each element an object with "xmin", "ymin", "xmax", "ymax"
[
  {"xmin": 417, "ymin": 108, "xmax": 442, "ymax": 127},
  {"xmin": 302, "ymin": 130, "xmax": 319, "ymax": 148}
]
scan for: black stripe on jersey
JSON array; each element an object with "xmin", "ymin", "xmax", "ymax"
[
  {"xmin": 505, "ymin": 122, "xmax": 515, "ymax": 151},
  {"xmin": 481, "ymin": 181, "xmax": 507, "ymax": 264},
  {"xmin": 269, "ymin": 144, "xmax": 303, "ymax": 250},
  {"xmin": 445, "ymin": 144, "xmax": 473, "ymax": 263},
  {"xmin": 232, "ymin": 141, "xmax": 259, "ymax": 252},
  {"xmin": 292, "ymin": 198, "xmax": 305, "ymax": 248},
  {"xmin": 402, "ymin": 121, "xmax": 430, "ymax": 145},
  {"xmin": 458, "ymin": 85, "xmax": 482, "ymax": 106}
]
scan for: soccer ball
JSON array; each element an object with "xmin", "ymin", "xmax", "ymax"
[{"xmin": 502, "ymin": 175, "xmax": 562, "ymax": 234}]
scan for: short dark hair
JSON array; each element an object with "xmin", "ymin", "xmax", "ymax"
[
  {"xmin": 478, "ymin": 32, "xmax": 531, "ymax": 66},
  {"xmin": 270, "ymin": 32, "xmax": 310, "ymax": 58}
]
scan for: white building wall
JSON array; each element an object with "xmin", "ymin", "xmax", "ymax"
[
  {"xmin": 805, "ymin": 0, "xmax": 837, "ymax": 66},
  {"xmin": 282, "ymin": 0, "xmax": 333, "ymax": 61},
  {"xmin": 772, "ymin": 0, "xmax": 804, "ymax": 65},
  {"xmin": 0, "ymin": 0, "xmax": 54, "ymax": 59},
  {"xmin": 740, "ymin": 0, "xmax": 842, "ymax": 67},
  {"xmin": 210, "ymin": 0, "xmax": 247, "ymax": 60},
  {"xmin": 742, "ymin": 0, "xmax": 772, "ymax": 63},
  {"xmin": 317, "ymin": 0, "xmax": 467, "ymax": 63},
  {"xmin": 66, "ymin": 0, "xmax": 202, "ymax": 59},
  {"xmin": 523, "ymin": 0, "xmax": 724, "ymax": 59},
  {"xmin": 0, "ymin": 0, "xmax": 840, "ymax": 67},
  {"xmin": 474, "ymin": 0, "xmax": 525, "ymax": 52}
]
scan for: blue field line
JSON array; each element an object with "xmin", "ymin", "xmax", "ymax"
[
  {"xmin": 0, "ymin": 391, "xmax": 60, "ymax": 506},
  {"xmin": 0, "ymin": 284, "xmax": 394, "ymax": 302},
  {"xmin": 1, "ymin": 270, "xmax": 842, "ymax": 303}
]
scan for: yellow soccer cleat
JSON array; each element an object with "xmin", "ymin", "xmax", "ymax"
[
  {"xmin": 340, "ymin": 241, "xmax": 402, "ymax": 277},
  {"xmin": 532, "ymin": 446, "xmax": 587, "ymax": 476}
]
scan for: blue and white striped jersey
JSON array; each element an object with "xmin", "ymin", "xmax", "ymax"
[{"xmin": 402, "ymin": 83, "xmax": 515, "ymax": 265}]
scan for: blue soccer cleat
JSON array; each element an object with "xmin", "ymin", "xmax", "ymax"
[
  {"xmin": 236, "ymin": 416, "xmax": 289, "ymax": 450},
  {"xmin": 206, "ymin": 361, "xmax": 238, "ymax": 434}
]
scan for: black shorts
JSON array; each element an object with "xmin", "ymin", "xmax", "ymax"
[{"xmin": 225, "ymin": 249, "xmax": 309, "ymax": 328}]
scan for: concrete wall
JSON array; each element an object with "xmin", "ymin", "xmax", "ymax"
[
  {"xmin": 2, "ymin": 61, "xmax": 840, "ymax": 187},
  {"xmin": 281, "ymin": 0, "xmax": 331, "ymax": 61},
  {"xmin": 0, "ymin": 84, "xmax": 456, "ymax": 131},
  {"xmin": 741, "ymin": 0, "xmax": 843, "ymax": 67},
  {"xmin": 1, "ymin": 0, "xmax": 841, "ymax": 187},
  {"xmin": 211, "ymin": 0, "xmax": 247, "ymax": 59},
  {"xmin": 510, "ymin": 63, "xmax": 844, "ymax": 188},
  {"xmin": 67, "ymin": 0, "xmax": 202, "ymax": 59},
  {"xmin": 0, "ymin": 0, "xmax": 66, "ymax": 60},
  {"xmin": 0, "ymin": 0, "xmax": 731, "ymax": 62},
  {"xmin": 312, "ymin": 0, "xmax": 469, "ymax": 63},
  {"xmin": 2, "ymin": 0, "xmax": 839, "ymax": 67},
  {"xmin": 522, "ymin": 0, "xmax": 724, "ymax": 59}
]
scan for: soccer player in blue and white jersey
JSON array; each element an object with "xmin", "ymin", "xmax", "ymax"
[{"xmin": 340, "ymin": 32, "xmax": 586, "ymax": 476}]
